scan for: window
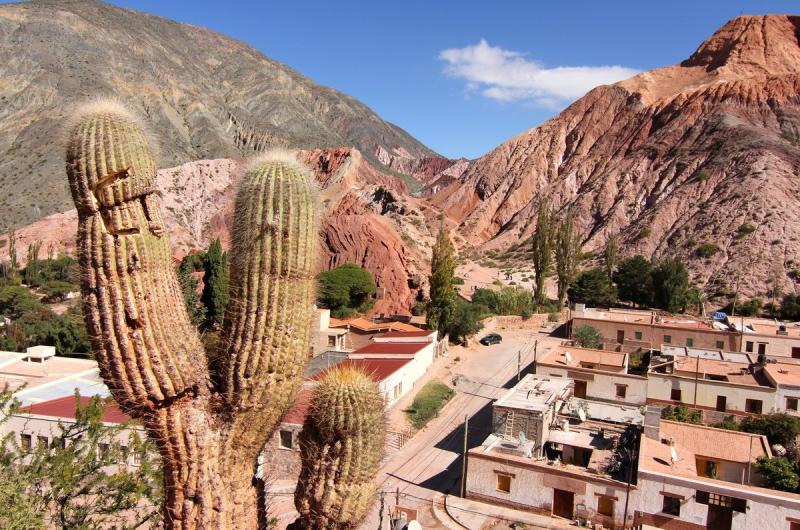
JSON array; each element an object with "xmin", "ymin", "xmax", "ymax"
[
  {"xmin": 696, "ymin": 458, "xmax": 719, "ymax": 479},
  {"xmin": 670, "ymin": 388, "xmax": 682, "ymax": 401},
  {"xmin": 745, "ymin": 399, "xmax": 763, "ymax": 414},
  {"xmin": 327, "ymin": 335, "xmax": 336, "ymax": 347},
  {"xmin": 716, "ymin": 340, "xmax": 725, "ymax": 349},
  {"xmin": 695, "ymin": 491, "xmax": 746, "ymax": 512},
  {"xmin": 634, "ymin": 331, "xmax": 643, "ymax": 340},
  {"xmin": 279, "ymin": 430, "xmax": 293, "ymax": 449},
  {"xmin": 663, "ymin": 335, "xmax": 672, "ymax": 344},
  {"xmin": 597, "ymin": 496, "xmax": 615, "ymax": 517},
  {"xmin": 615, "ymin": 384, "xmax": 627, "ymax": 399},
  {"xmin": 130, "ymin": 452, "xmax": 141, "ymax": 466},
  {"xmin": 496, "ymin": 473, "xmax": 512, "ymax": 493},
  {"xmin": 758, "ymin": 343, "xmax": 767, "ymax": 356},
  {"xmin": 788, "ymin": 398, "xmax": 799, "ymax": 412},
  {"xmin": 37, "ymin": 436, "xmax": 48, "ymax": 449},
  {"xmin": 793, "ymin": 347, "xmax": 800, "ymax": 359},
  {"xmin": 662, "ymin": 495, "xmax": 680, "ymax": 516},
  {"xmin": 686, "ymin": 338, "xmax": 694, "ymax": 347},
  {"xmin": 746, "ymin": 341, "xmax": 754, "ymax": 353},
  {"xmin": 20, "ymin": 434, "xmax": 32, "ymax": 450}
]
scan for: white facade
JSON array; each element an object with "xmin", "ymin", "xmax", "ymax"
[
  {"xmin": 541, "ymin": 364, "xmax": 648, "ymax": 406},
  {"xmin": 647, "ymin": 373, "xmax": 777, "ymax": 414}
]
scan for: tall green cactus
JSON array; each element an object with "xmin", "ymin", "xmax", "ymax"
[
  {"xmin": 64, "ymin": 101, "xmax": 322, "ymax": 529},
  {"xmin": 293, "ymin": 366, "xmax": 385, "ymax": 530}
]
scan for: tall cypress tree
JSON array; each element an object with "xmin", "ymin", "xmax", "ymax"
[
  {"xmin": 555, "ymin": 211, "xmax": 582, "ymax": 306},
  {"xmin": 427, "ymin": 225, "xmax": 457, "ymax": 336},
  {"xmin": 531, "ymin": 200, "xmax": 554, "ymax": 310},
  {"xmin": 201, "ymin": 238, "xmax": 229, "ymax": 328},
  {"xmin": 177, "ymin": 257, "xmax": 206, "ymax": 327}
]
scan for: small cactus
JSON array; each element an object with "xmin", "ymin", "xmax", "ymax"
[
  {"xmin": 293, "ymin": 366, "xmax": 386, "ymax": 529},
  {"xmin": 65, "ymin": 101, "xmax": 321, "ymax": 529}
]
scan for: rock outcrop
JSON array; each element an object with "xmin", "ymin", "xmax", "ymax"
[{"xmin": 432, "ymin": 15, "xmax": 800, "ymax": 303}]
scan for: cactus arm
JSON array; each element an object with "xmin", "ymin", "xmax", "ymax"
[
  {"xmin": 66, "ymin": 105, "xmax": 208, "ymax": 413},
  {"xmin": 219, "ymin": 159, "xmax": 318, "ymax": 450}
]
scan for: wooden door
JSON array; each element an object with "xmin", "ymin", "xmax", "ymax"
[
  {"xmin": 573, "ymin": 380, "xmax": 587, "ymax": 399},
  {"xmin": 715, "ymin": 395, "xmax": 727, "ymax": 412},
  {"xmin": 552, "ymin": 489, "xmax": 574, "ymax": 519},
  {"xmin": 617, "ymin": 330, "xmax": 625, "ymax": 344},
  {"xmin": 706, "ymin": 505, "xmax": 733, "ymax": 530}
]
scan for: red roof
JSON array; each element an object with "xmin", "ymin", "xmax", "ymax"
[
  {"xmin": 354, "ymin": 342, "xmax": 430, "ymax": 355},
  {"xmin": 375, "ymin": 331, "xmax": 434, "ymax": 339},
  {"xmin": 313, "ymin": 358, "xmax": 410, "ymax": 382},
  {"xmin": 281, "ymin": 388, "xmax": 313, "ymax": 425},
  {"xmin": 21, "ymin": 396, "xmax": 130, "ymax": 424}
]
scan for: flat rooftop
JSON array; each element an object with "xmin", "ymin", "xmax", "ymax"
[
  {"xmin": 658, "ymin": 420, "xmax": 770, "ymax": 466},
  {"xmin": 660, "ymin": 345, "xmax": 754, "ymax": 364},
  {"xmin": 741, "ymin": 317, "xmax": 800, "ymax": 338},
  {"xmin": 565, "ymin": 398, "xmax": 645, "ymax": 425},
  {"xmin": 494, "ymin": 375, "xmax": 571, "ymax": 413},
  {"xmin": 661, "ymin": 356, "xmax": 770, "ymax": 387},
  {"xmin": 763, "ymin": 362, "xmax": 800, "ymax": 386},
  {"xmin": 539, "ymin": 345, "xmax": 627, "ymax": 372},
  {"xmin": 0, "ymin": 353, "xmax": 108, "ymax": 404}
]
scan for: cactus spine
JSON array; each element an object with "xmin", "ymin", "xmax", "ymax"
[
  {"xmin": 293, "ymin": 367, "xmax": 386, "ymax": 529},
  {"xmin": 65, "ymin": 101, "xmax": 319, "ymax": 529}
]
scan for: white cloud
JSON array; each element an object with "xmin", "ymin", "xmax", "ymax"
[{"xmin": 439, "ymin": 39, "xmax": 640, "ymax": 107}]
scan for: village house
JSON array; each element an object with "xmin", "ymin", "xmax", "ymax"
[
  {"xmin": 328, "ymin": 316, "xmax": 423, "ymax": 350},
  {"xmin": 466, "ymin": 375, "xmax": 638, "ymax": 529},
  {"xmin": 571, "ymin": 307, "xmax": 800, "ymax": 358},
  {"xmin": 762, "ymin": 361, "xmax": 800, "ymax": 417},
  {"xmin": 633, "ymin": 416, "xmax": 800, "ymax": 530},
  {"xmin": 647, "ymin": 349, "xmax": 778, "ymax": 419},
  {"xmin": 537, "ymin": 345, "xmax": 648, "ymax": 406},
  {"xmin": 310, "ymin": 308, "xmax": 349, "ymax": 356}
]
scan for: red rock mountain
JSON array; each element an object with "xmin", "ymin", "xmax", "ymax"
[{"xmin": 431, "ymin": 15, "xmax": 800, "ymax": 302}]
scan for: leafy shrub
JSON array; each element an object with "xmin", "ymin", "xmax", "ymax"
[
  {"xmin": 547, "ymin": 312, "xmax": 559, "ymax": 323},
  {"xmin": 317, "ymin": 263, "xmax": 377, "ymax": 318},
  {"xmin": 405, "ymin": 380, "xmax": 455, "ymax": 429},
  {"xmin": 740, "ymin": 414, "xmax": 800, "ymax": 447},
  {"xmin": 755, "ymin": 456, "xmax": 800, "ymax": 492},
  {"xmin": 447, "ymin": 300, "xmax": 486, "ymax": 344},
  {"xmin": 694, "ymin": 243, "xmax": 720, "ymax": 258},
  {"xmin": 472, "ymin": 287, "xmax": 533, "ymax": 317},
  {"xmin": 735, "ymin": 223, "xmax": 756, "ymax": 239},
  {"xmin": 573, "ymin": 324, "xmax": 603, "ymax": 349},
  {"xmin": 661, "ymin": 405, "xmax": 701, "ymax": 424},
  {"xmin": 780, "ymin": 294, "xmax": 800, "ymax": 321}
]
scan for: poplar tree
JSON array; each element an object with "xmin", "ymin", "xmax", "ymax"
[
  {"xmin": 201, "ymin": 238, "xmax": 229, "ymax": 328},
  {"xmin": 427, "ymin": 225, "xmax": 457, "ymax": 336},
  {"xmin": 531, "ymin": 200, "xmax": 555, "ymax": 310},
  {"xmin": 555, "ymin": 211, "xmax": 582, "ymax": 306}
]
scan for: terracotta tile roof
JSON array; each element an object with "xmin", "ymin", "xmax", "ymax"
[
  {"xmin": 764, "ymin": 362, "xmax": 800, "ymax": 386},
  {"xmin": 539, "ymin": 345, "xmax": 626, "ymax": 369},
  {"xmin": 281, "ymin": 388, "xmax": 313, "ymax": 425},
  {"xmin": 353, "ymin": 342, "xmax": 430, "ymax": 355},
  {"xmin": 658, "ymin": 420, "xmax": 771, "ymax": 464},
  {"xmin": 20, "ymin": 395, "xmax": 129, "ymax": 424},
  {"xmin": 312, "ymin": 358, "xmax": 410, "ymax": 382},
  {"xmin": 375, "ymin": 331, "xmax": 434, "ymax": 339}
]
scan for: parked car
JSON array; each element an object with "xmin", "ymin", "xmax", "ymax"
[{"xmin": 479, "ymin": 333, "xmax": 502, "ymax": 346}]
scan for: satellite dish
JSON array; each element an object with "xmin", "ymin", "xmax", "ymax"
[
  {"xmin": 670, "ymin": 447, "xmax": 679, "ymax": 464},
  {"xmin": 564, "ymin": 352, "xmax": 573, "ymax": 363},
  {"xmin": 577, "ymin": 408, "xmax": 587, "ymax": 422}
]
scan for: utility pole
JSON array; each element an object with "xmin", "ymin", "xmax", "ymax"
[
  {"xmin": 378, "ymin": 491, "xmax": 385, "ymax": 530},
  {"xmin": 532, "ymin": 340, "xmax": 539, "ymax": 374},
  {"xmin": 693, "ymin": 355, "xmax": 700, "ymax": 409},
  {"xmin": 460, "ymin": 414, "xmax": 469, "ymax": 497},
  {"xmin": 517, "ymin": 349, "xmax": 522, "ymax": 383}
]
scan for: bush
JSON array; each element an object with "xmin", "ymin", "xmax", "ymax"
[
  {"xmin": 740, "ymin": 414, "xmax": 800, "ymax": 447},
  {"xmin": 780, "ymin": 294, "xmax": 800, "ymax": 321},
  {"xmin": 574, "ymin": 324, "xmax": 603, "ymax": 349},
  {"xmin": 736, "ymin": 223, "xmax": 756, "ymax": 239},
  {"xmin": 720, "ymin": 297, "xmax": 762, "ymax": 317},
  {"xmin": 405, "ymin": 380, "xmax": 455, "ymax": 429},
  {"xmin": 568, "ymin": 268, "xmax": 617, "ymax": 307},
  {"xmin": 694, "ymin": 243, "xmax": 720, "ymax": 258},
  {"xmin": 627, "ymin": 349, "xmax": 650, "ymax": 375},
  {"xmin": 39, "ymin": 280, "xmax": 77, "ymax": 303},
  {"xmin": 472, "ymin": 286, "xmax": 533, "ymax": 317},
  {"xmin": 317, "ymin": 263, "xmax": 377, "ymax": 318},
  {"xmin": 661, "ymin": 404, "xmax": 701, "ymax": 424},
  {"xmin": 755, "ymin": 456, "xmax": 800, "ymax": 492},
  {"xmin": 713, "ymin": 416, "xmax": 740, "ymax": 431},
  {"xmin": 447, "ymin": 300, "xmax": 486, "ymax": 344},
  {"xmin": 547, "ymin": 312, "xmax": 559, "ymax": 323}
]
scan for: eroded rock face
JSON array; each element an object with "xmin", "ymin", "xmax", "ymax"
[
  {"xmin": 433, "ymin": 15, "xmax": 800, "ymax": 302},
  {"xmin": 6, "ymin": 149, "xmax": 432, "ymax": 315}
]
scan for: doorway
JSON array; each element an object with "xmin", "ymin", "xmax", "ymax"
[
  {"xmin": 552, "ymin": 489, "xmax": 574, "ymax": 519},
  {"xmin": 617, "ymin": 330, "xmax": 625, "ymax": 344},
  {"xmin": 706, "ymin": 504, "xmax": 733, "ymax": 530},
  {"xmin": 716, "ymin": 395, "xmax": 727, "ymax": 412},
  {"xmin": 574, "ymin": 380, "xmax": 587, "ymax": 399}
]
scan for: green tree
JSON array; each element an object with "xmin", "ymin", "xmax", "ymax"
[
  {"xmin": 740, "ymin": 413, "xmax": 800, "ymax": 447},
  {"xmin": 603, "ymin": 234, "xmax": 620, "ymax": 278},
  {"xmin": 755, "ymin": 456, "xmax": 800, "ymax": 492},
  {"xmin": 661, "ymin": 404, "xmax": 702, "ymax": 424},
  {"xmin": 613, "ymin": 255, "xmax": 654, "ymax": 307},
  {"xmin": 780, "ymin": 294, "xmax": 800, "ymax": 321},
  {"xmin": 531, "ymin": 200, "xmax": 555, "ymax": 310},
  {"xmin": 568, "ymin": 268, "xmax": 617, "ymax": 307},
  {"xmin": 0, "ymin": 389, "xmax": 162, "ymax": 529},
  {"xmin": 573, "ymin": 324, "xmax": 603, "ymax": 349},
  {"xmin": 177, "ymin": 258, "xmax": 206, "ymax": 326},
  {"xmin": 6, "ymin": 225, "xmax": 18, "ymax": 280},
  {"xmin": 201, "ymin": 238, "xmax": 229, "ymax": 328},
  {"xmin": 472, "ymin": 286, "xmax": 533, "ymax": 316},
  {"xmin": 316, "ymin": 264, "xmax": 377, "ymax": 318},
  {"xmin": 426, "ymin": 225, "xmax": 457, "ymax": 335},
  {"xmin": 39, "ymin": 280, "xmax": 77, "ymax": 303},
  {"xmin": 447, "ymin": 300, "xmax": 486, "ymax": 344},
  {"xmin": 555, "ymin": 212, "xmax": 582, "ymax": 306},
  {"xmin": 652, "ymin": 257, "xmax": 689, "ymax": 313}
]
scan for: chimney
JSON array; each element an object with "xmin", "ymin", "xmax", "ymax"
[{"xmin": 644, "ymin": 404, "xmax": 663, "ymax": 441}]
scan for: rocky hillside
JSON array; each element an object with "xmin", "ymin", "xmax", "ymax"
[
  {"xmin": 431, "ymin": 15, "xmax": 800, "ymax": 302},
  {"xmin": 5, "ymin": 149, "xmax": 439, "ymax": 315},
  {"xmin": 0, "ymin": 0, "xmax": 434, "ymax": 228}
]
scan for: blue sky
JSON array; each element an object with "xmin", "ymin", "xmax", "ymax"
[{"xmin": 109, "ymin": 1, "xmax": 798, "ymax": 159}]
